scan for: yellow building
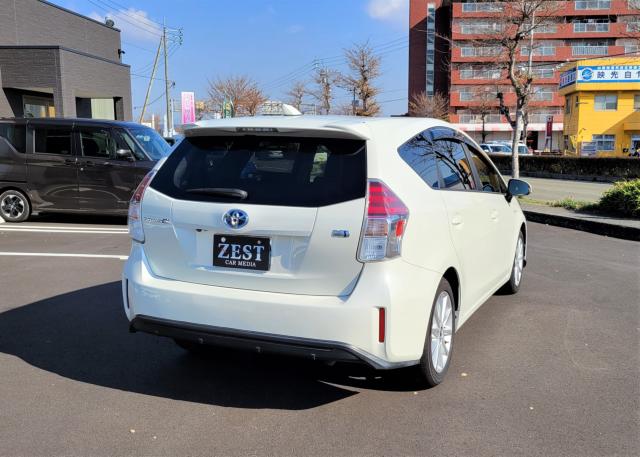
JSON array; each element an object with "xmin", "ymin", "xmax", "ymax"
[{"xmin": 559, "ymin": 57, "xmax": 640, "ymax": 157}]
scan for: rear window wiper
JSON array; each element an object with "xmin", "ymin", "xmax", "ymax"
[{"xmin": 185, "ymin": 188, "xmax": 248, "ymax": 199}]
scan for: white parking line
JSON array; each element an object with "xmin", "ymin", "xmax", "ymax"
[
  {"xmin": 0, "ymin": 252, "xmax": 128, "ymax": 260},
  {"xmin": 0, "ymin": 228, "xmax": 127, "ymax": 234},
  {"xmin": 3, "ymin": 225, "xmax": 127, "ymax": 231}
]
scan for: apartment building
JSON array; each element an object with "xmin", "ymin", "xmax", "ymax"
[
  {"xmin": 409, "ymin": 0, "xmax": 640, "ymax": 150},
  {"xmin": 0, "ymin": 0, "xmax": 132, "ymax": 120}
]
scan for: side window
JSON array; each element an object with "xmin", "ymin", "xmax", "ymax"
[
  {"xmin": 114, "ymin": 129, "xmax": 146, "ymax": 161},
  {"xmin": 465, "ymin": 144, "xmax": 506, "ymax": 193},
  {"xmin": 78, "ymin": 128, "xmax": 115, "ymax": 159},
  {"xmin": 398, "ymin": 134, "xmax": 440, "ymax": 188},
  {"xmin": 0, "ymin": 123, "xmax": 26, "ymax": 153},
  {"xmin": 434, "ymin": 139, "xmax": 476, "ymax": 190},
  {"xmin": 33, "ymin": 127, "xmax": 72, "ymax": 155}
]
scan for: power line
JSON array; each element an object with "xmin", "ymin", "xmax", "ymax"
[{"xmin": 91, "ymin": 0, "xmax": 178, "ymax": 29}]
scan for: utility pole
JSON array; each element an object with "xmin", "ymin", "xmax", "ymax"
[
  {"xmin": 138, "ymin": 36, "xmax": 163, "ymax": 123},
  {"xmin": 163, "ymin": 20, "xmax": 171, "ymax": 137},
  {"xmin": 352, "ymin": 87, "xmax": 357, "ymax": 115}
]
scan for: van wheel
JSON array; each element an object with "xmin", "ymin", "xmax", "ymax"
[
  {"xmin": 0, "ymin": 190, "xmax": 30, "ymax": 222},
  {"xmin": 499, "ymin": 232, "xmax": 525, "ymax": 295},
  {"xmin": 416, "ymin": 278, "xmax": 456, "ymax": 387}
]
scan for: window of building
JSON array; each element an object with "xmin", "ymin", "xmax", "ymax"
[
  {"xmin": 398, "ymin": 134, "xmax": 440, "ymax": 188},
  {"xmin": 79, "ymin": 128, "xmax": 116, "ymax": 159},
  {"xmin": 33, "ymin": 127, "xmax": 72, "ymax": 155},
  {"xmin": 0, "ymin": 123, "xmax": 26, "ymax": 153},
  {"xmin": 575, "ymin": 0, "xmax": 611, "ymax": 10},
  {"xmin": 434, "ymin": 140, "xmax": 476, "ymax": 191},
  {"xmin": 634, "ymin": 95, "xmax": 640, "ymax": 110},
  {"xmin": 23, "ymin": 96, "xmax": 55, "ymax": 118},
  {"xmin": 594, "ymin": 94, "xmax": 618, "ymax": 111},
  {"xmin": 592, "ymin": 134, "xmax": 615, "ymax": 151},
  {"xmin": 565, "ymin": 96, "xmax": 572, "ymax": 114}
]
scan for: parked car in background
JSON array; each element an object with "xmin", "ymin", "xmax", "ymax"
[
  {"xmin": 0, "ymin": 118, "xmax": 171, "ymax": 222},
  {"xmin": 123, "ymin": 116, "xmax": 531, "ymax": 386},
  {"xmin": 481, "ymin": 142, "xmax": 531, "ymax": 155}
]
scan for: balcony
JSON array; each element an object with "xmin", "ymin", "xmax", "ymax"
[
  {"xmin": 571, "ymin": 45, "xmax": 609, "ymax": 55},
  {"xmin": 575, "ymin": 0, "xmax": 611, "ymax": 10},
  {"xmin": 450, "ymin": 91, "xmax": 564, "ymax": 108},
  {"xmin": 573, "ymin": 22, "xmax": 611, "ymax": 32},
  {"xmin": 457, "ymin": 114, "xmax": 503, "ymax": 123},
  {"xmin": 461, "ymin": 2, "xmax": 504, "ymax": 13}
]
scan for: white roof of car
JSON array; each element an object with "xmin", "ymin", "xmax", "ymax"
[{"xmin": 185, "ymin": 115, "xmax": 456, "ymax": 145}]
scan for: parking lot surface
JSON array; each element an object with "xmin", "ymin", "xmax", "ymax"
[{"xmin": 0, "ymin": 217, "xmax": 638, "ymax": 457}]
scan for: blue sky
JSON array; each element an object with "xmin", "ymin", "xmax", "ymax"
[{"xmin": 49, "ymin": 0, "xmax": 410, "ymax": 119}]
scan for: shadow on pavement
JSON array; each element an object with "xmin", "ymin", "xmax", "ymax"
[{"xmin": 0, "ymin": 282, "xmax": 423, "ymax": 410}]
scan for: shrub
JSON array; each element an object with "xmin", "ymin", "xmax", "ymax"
[{"xmin": 597, "ymin": 179, "xmax": 640, "ymax": 218}]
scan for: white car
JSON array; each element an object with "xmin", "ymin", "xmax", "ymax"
[{"xmin": 123, "ymin": 116, "xmax": 531, "ymax": 386}]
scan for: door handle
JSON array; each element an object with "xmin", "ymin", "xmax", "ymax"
[
  {"xmin": 64, "ymin": 158, "xmax": 76, "ymax": 165},
  {"xmin": 490, "ymin": 210, "xmax": 499, "ymax": 221},
  {"xmin": 451, "ymin": 215, "xmax": 463, "ymax": 226}
]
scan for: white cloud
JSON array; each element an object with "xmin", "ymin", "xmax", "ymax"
[
  {"xmin": 367, "ymin": 0, "xmax": 409, "ymax": 24},
  {"xmin": 89, "ymin": 8, "xmax": 162, "ymax": 43}
]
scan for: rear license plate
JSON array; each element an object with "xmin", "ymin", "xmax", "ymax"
[{"xmin": 213, "ymin": 234, "xmax": 271, "ymax": 271}]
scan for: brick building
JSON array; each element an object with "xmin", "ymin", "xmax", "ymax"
[
  {"xmin": 0, "ymin": 0, "xmax": 132, "ymax": 120},
  {"xmin": 409, "ymin": 0, "xmax": 640, "ymax": 150}
]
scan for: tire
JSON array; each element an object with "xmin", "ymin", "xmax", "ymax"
[
  {"xmin": 0, "ymin": 189, "xmax": 31, "ymax": 223},
  {"xmin": 499, "ymin": 232, "xmax": 525, "ymax": 295},
  {"xmin": 416, "ymin": 278, "xmax": 456, "ymax": 387}
]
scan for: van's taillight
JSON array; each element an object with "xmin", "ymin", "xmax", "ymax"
[
  {"xmin": 128, "ymin": 170, "xmax": 156, "ymax": 243},
  {"xmin": 358, "ymin": 180, "xmax": 409, "ymax": 262}
]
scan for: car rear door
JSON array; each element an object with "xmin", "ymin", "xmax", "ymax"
[
  {"xmin": 76, "ymin": 126, "xmax": 139, "ymax": 213},
  {"xmin": 26, "ymin": 123, "xmax": 78, "ymax": 210},
  {"xmin": 142, "ymin": 133, "xmax": 367, "ymax": 296}
]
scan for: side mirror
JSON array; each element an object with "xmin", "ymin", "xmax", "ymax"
[
  {"xmin": 115, "ymin": 149, "xmax": 134, "ymax": 161},
  {"xmin": 506, "ymin": 178, "xmax": 531, "ymax": 202}
]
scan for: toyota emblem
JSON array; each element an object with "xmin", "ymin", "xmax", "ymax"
[{"xmin": 223, "ymin": 209, "xmax": 248, "ymax": 229}]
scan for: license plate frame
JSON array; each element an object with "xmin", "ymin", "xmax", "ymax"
[{"xmin": 213, "ymin": 234, "xmax": 271, "ymax": 272}]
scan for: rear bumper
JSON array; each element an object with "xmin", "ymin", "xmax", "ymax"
[
  {"xmin": 130, "ymin": 314, "xmax": 402, "ymax": 369},
  {"xmin": 123, "ymin": 243, "xmax": 443, "ymax": 369}
]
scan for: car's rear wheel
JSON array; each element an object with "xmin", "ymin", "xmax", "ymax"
[
  {"xmin": 416, "ymin": 278, "xmax": 455, "ymax": 387},
  {"xmin": 0, "ymin": 189, "xmax": 30, "ymax": 223},
  {"xmin": 499, "ymin": 232, "xmax": 525, "ymax": 295}
]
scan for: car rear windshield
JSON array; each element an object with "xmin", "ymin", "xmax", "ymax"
[{"xmin": 150, "ymin": 135, "xmax": 367, "ymax": 207}]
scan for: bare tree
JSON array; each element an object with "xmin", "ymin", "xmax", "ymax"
[
  {"xmin": 445, "ymin": 1, "xmax": 558, "ymax": 177},
  {"xmin": 286, "ymin": 81, "xmax": 307, "ymax": 111},
  {"xmin": 408, "ymin": 91, "xmax": 449, "ymax": 120},
  {"xmin": 469, "ymin": 87, "xmax": 499, "ymax": 143},
  {"xmin": 340, "ymin": 42, "xmax": 382, "ymax": 116},
  {"xmin": 312, "ymin": 68, "xmax": 339, "ymax": 115},
  {"xmin": 207, "ymin": 75, "xmax": 267, "ymax": 117}
]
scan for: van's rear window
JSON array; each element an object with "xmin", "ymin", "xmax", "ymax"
[{"xmin": 150, "ymin": 135, "xmax": 367, "ymax": 207}]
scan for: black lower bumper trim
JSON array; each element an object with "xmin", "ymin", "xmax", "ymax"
[{"xmin": 130, "ymin": 315, "xmax": 369, "ymax": 365}]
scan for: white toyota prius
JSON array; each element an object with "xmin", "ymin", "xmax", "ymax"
[{"xmin": 122, "ymin": 116, "xmax": 531, "ymax": 386}]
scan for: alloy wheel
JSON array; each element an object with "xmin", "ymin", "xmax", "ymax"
[
  {"xmin": 1, "ymin": 194, "xmax": 25, "ymax": 220},
  {"xmin": 430, "ymin": 291, "xmax": 453, "ymax": 373},
  {"xmin": 513, "ymin": 237, "xmax": 524, "ymax": 287}
]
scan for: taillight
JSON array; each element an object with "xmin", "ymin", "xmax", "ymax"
[
  {"xmin": 128, "ymin": 170, "xmax": 156, "ymax": 243},
  {"xmin": 358, "ymin": 180, "xmax": 409, "ymax": 262}
]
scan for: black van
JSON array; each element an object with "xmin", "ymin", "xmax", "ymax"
[{"xmin": 0, "ymin": 118, "xmax": 172, "ymax": 222}]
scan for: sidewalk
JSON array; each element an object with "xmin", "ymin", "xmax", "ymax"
[{"xmin": 521, "ymin": 203, "xmax": 640, "ymax": 241}]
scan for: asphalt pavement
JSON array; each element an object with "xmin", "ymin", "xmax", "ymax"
[{"xmin": 0, "ymin": 217, "xmax": 638, "ymax": 457}]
